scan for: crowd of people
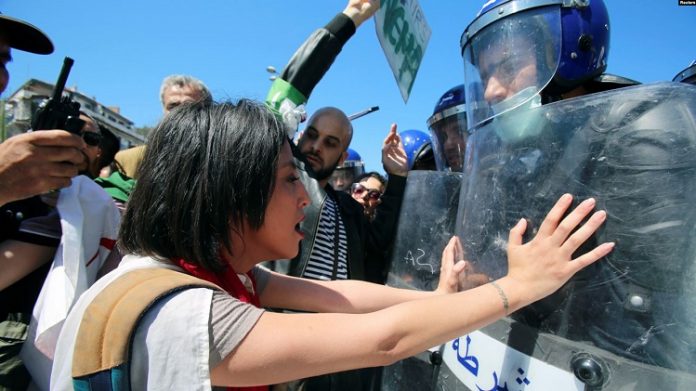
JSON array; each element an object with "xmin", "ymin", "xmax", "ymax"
[{"xmin": 1, "ymin": 0, "xmax": 694, "ymax": 389}]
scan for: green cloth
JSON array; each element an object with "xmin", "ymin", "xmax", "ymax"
[
  {"xmin": 265, "ymin": 77, "xmax": 307, "ymax": 115},
  {"xmin": 95, "ymin": 171, "xmax": 136, "ymax": 203},
  {"xmin": 0, "ymin": 313, "xmax": 31, "ymax": 390}
]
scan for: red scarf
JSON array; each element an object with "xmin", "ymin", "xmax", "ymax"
[{"xmin": 176, "ymin": 258, "xmax": 266, "ymax": 391}]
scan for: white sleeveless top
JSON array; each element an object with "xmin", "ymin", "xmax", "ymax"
[{"xmin": 50, "ymin": 255, "xmax": 264, "ymax": 390}]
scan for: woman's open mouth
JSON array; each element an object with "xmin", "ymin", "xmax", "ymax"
[{"xmin": 295, "ymin": 217, "xmax": 305, "ymax": 239}]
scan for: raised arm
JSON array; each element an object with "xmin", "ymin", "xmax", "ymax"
[
  {"xmin": 265, "ymin": 0, "xmax": 380, "ymax": 136},
  {"xmin": 211, "ymin": 194, "xmax": 614, "ymax": 387},
  {"xmin": 342, "ymin": 0, "xmax": 380, "ymax": 28}
]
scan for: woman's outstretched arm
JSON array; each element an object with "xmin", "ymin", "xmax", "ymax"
[
  {"xmin": 212, "ymin": 194, "xmax": 613, "ymax": 387},
  {"xmin": 259, "ymin": 232, "xmax": 466, "ymax": 313}
]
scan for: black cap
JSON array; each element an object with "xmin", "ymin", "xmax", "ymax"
[{"xmin": 0, "ymin": 13, "xmax": 54, "ymax": 54}]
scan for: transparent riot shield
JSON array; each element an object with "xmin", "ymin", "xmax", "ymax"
[
  {"xmin": 382, "ymin": 170, "xmax": 462, "ymax": 391},
  {"xmin": 443, "ymin": 83, "xmax": 696, "ymax": 390}
]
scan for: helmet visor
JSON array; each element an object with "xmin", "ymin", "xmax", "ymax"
[
  {"xmin": 462, "ymin": 6, "xmax": 561, "ymax": 130},
  {"xmin": 329, "ymin": 163, "xmax": 365, "ymax": 192},
  {"xmin": 428, "ymin": 109, "xmax": 468, "ymax": 172}
]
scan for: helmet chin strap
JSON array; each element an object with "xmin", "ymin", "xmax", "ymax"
[
  {"xmin": 540, "ymin": 83, "xmax": 586, "ymax": 104},
  {"xmin": 543, "ymin": 73, "xmax": 641, "ymax": 103}
]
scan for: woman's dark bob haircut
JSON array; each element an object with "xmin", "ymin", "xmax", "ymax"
[{"xmin": 119, "ymin": 99, "xmax": 287, "ymax": 272}]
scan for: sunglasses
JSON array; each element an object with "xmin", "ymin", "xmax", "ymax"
[
  {"xmin": 81, "ymin": 131, "xmax": 103, "ymax": 147},
  {"xmin": 351, "ymin": 183, "xmax": 382, "ymax": 201}
]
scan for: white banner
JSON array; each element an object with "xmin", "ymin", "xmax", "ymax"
[
  {"xmin": 442, "ymin": 330, "xmax": 585, "ymax": 390},
  {"xmin": 375, "ymin": 0, "xmax": 431, "ymax": 102}
]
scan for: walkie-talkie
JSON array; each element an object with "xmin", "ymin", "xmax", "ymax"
[{"xmin": 31, "ymin": 56, "xmax": 84, "ymax": 133}]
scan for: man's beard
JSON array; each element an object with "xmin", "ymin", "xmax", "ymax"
[{"xmin": 307, "ymin": 153, "xmax": 342, "ymax": 182}]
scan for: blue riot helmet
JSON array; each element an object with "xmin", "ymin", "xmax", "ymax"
[
  {"xmin": 345, "ymin": 148, "xmax": 361, "ymax": 162},
  {"xmin": 400, "ymin": 129, "xmax": 435, "ymax": 171},
  {"xmin": 674, "ymin": 61, "xmax": 696, "ymax": 85},
  {"xmin": 461, "ymin": 0, "xmax": 610, "ymax": 132},
  {"xmin": 329, "ymin": 148, "xmax": 365, "ymax": 192},
  {"xmin": 427, "ymin": 85, "xmax": 468, "ymax": 172}
]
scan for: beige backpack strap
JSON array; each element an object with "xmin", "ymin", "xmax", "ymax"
[{"xmin": 72, "ymin": 267, "xmax": 221, "ymax": 378}]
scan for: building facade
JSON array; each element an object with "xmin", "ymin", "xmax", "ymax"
[{"xmin": 1, "ymin": 79, "xmax": 146, "ymax": 147}]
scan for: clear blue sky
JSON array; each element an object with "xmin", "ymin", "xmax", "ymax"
[{"xmin": 4, "ymin": 0, "xmax": 695, "ymax": 172}]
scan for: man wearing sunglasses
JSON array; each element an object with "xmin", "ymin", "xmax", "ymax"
[
  {"xmin": 77, "ymin": 113, "xmax": 104, "ymax": 179},
  {"xmin": 0, "ymin": 14, "xmax": 86, "ymax": 209},
  {"xmin": 0, "ymin": 12, "xmax": 97, "ymax": 388}
]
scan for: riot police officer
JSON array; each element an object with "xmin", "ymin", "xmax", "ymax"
[
  {"xmin": 427, "ymin": 84, "xmax": 468, "ymax": 172},
  {"xmin": 453, "ymin": 0, "xmax": 696, "ymax": 388}
]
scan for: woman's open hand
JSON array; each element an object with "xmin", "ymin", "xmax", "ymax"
[
  {"xmin": 506, "ymin": 194, "xmax": 614, "ymax": 303},
  {"xmin": 435, "ymin": 236, "xmax": 467, "ymax": 294}
]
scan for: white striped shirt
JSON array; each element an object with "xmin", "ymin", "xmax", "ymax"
[{"xmin": 303, "ymin": 195, "xmax": 349, "ymax": 280}]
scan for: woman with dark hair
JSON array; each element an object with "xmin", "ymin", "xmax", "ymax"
[
  {"xmin": 50, "ymin": 99, "xmax": 613, "ymax": 389},
  {"xmin": 351, "ymin": 171, "xmax": 387, "ymax": 220}
]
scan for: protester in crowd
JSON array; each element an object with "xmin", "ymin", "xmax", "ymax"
[
  {"xmin": 264, "ymin": 2, "xmax": 406, "ymax": 387},
  {"xmin": 350, "ymin": 171, "xmax": 386, "ymax": 221},
  {"xmin": 114, "ymin": 74, "xmax": 212, "ymax": 178},
  {"xmin": 261, "ymin": 0, "xmax": 404, "ymax": 286},
  {"xmin": 3, "ymin": 111, "xmax": 121, "ymax": 389},
  {"xmin": 96, "ymin": 126, "xmax": 120, "ymax": 178},
  {"xmin": 0, "ymin": 63, "xmax": 121, "ymax": 391},
  {"xmin": 0, "ymin": 15, "xmax": 85, "ymax": 209},
  {"xmin": 74, "ymin": 113, "xmax": 105, "ymax": 179},
  {"xmin": 50, "ymin": 99, "xmax": 613, "ymax": 389},
  {"xmin": 0, "ymin": 13, "xmax": 91, "ymax": 389},
  {"xmin": 291, "ymin": 107, "xmax": 406, "ymax": 284},
  {"xmin": 94, "ymin": 125, "xmax": 135, "ymax": 214}
]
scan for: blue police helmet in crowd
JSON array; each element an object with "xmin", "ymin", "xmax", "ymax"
[
  {"xmin": 461, "ymin": 0, "xmax": 610, "ymax": 128},
  {"xmin": 330, "ymin": 148, "xmax": 365, "ymax": 192},
  {"xmin": 345, "ymin": 148, "xmax": 362, "ymax": 162},
  {"xmin": 427, "ymin": 85, "xmax": 468, "ymax": 172},
  {"xmin": 674, "ymin": 61, "xmax": 696, "ymax": 85},
  {"xmin": 400, "ymin": 129, "xmax": 435, "ymax": 171},
  {"xmin": 431, "ymin": 84, "xmax": 466, "ymax": 117}
]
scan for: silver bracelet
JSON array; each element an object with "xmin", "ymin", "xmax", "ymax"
[{"xmin": 490, "ymin": 280, "xmax": 509, "ymax": 314}]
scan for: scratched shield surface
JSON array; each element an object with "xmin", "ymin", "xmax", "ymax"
[
  {"xmin": 383, "ymin": 170, "xmax": 461, "ymax": 391},
  {"xmin": 451, "ymin": 83, "xmax": 696, "ymax": 389},
  {"xmin": 386, "ymin": 170, "xmax": 462, "ymax": 292}
]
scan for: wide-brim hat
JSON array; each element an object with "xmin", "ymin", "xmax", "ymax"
[{"xmin": 0, "ymin": 13, "xmax": 54, "ymax": 54}]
